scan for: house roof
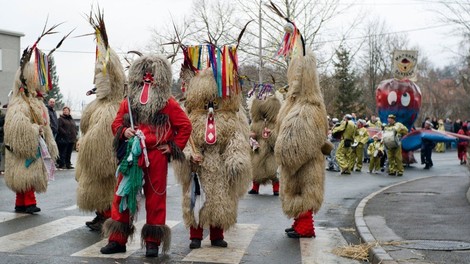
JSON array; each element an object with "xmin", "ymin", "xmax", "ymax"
[{"xmin": 0, "ymin": 29, "xmax": 24, "ymax": 37}]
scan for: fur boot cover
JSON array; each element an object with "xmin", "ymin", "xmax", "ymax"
[
  {"xmin": 141, "ymin": 224, "xmax": 171, "ymax": 254},
  {"xmin": 173, "ymin": 68, "xmax": 252, "ymax": 230},
  {"xmin": 102, "ymin": 218, "xmax": 135, "ymax": 241},
  {"xmin": 248, "ymin": 95, "xmax": 282, "ymax": 184},
  {"xmin": 76, "ymin": 15, "xmax": 126, "ymax": 212},
  {"xmin": 4, "ymin": 62, "xmax": 58, "ymax": 193},
  {"xmin": 275, "ymin": 51, "xmax": 328, "ymax": 218}
]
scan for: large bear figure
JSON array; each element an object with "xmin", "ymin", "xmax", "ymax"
[
  {"xmin": 173, "ymin": 44, "xmax": 252, "ymax": 249},
  {"xmin": 75, "ymin": 11, "xmax": 126, "ymax": 231},
  {"xmin": 275, "ymin": 50, "xmax": 328, "ymax": 238}
]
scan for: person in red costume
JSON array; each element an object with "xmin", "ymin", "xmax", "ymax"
[{"xmin": 100, "ymin": 54, "xmax": 192, "ymax": 258}]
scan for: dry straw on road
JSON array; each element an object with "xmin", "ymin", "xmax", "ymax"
[{"xmin": 333, "ymin": 241, "xmax": 405, "ymax": 262}]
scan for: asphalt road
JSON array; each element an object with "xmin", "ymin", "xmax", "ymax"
[{"xmin": 0, "ymin": 150, "xmax": 465, "ymax": 264}]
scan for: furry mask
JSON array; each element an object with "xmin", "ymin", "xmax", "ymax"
[{"xmin": 127, "ymin": 55, "xmax": 172, "ymax": 124}]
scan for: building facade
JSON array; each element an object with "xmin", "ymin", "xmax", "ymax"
[{"xmin": 0, "ymin": 29, "xmax": 24, "ymax": 107}]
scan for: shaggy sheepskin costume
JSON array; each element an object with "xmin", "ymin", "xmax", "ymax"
[
  {"xmin": 4, "ymin": 60, "xmax": 58, "ymax": 213},
  {"xmin": 75, "ymin": 14, "xmax": 126, "ymax": 229},
  {"xmin": 275, "ymin": 51, "xmax": 328, "ymax": 238},
  {"xmin": 101, "ymin": 54, "xmax": 191, "ymax": 257},
  {"xmin": 247, "ymin": 93, "xmax": 282, "ymax": 195},
  {"xmin": 173, "ymin": 60, "xmax": 252, "ymax": 248}
]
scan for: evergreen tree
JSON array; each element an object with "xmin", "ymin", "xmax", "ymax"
[
  {"xmin": 44, "ymin": 56, "xmax": 65, "ymax": 110},
  {"xmin": 333, "ymin": 46, "xmax": 363, "ymax": 117}
]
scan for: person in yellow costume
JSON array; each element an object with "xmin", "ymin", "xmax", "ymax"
[
  {"xmin": 367, "ymin": 115, "xmax": 382, "ymax": 129},
  {"xmin": 350, "ymin": 119, "xmax": 369, "ymax": 172},
  {"xmin": 435, "ymin": 119, "xmax": 445, "ymax": 153},
  {"xmin": 367, "ymin": 135, "xmax": 384, "ymax": 173},
  {"xmin": 384, "ymin": 114, "xmax": 408, "ymax": 176},
  {"xmin": 332, "ymin": 114, "xmax": 356, "ymax": 174}
]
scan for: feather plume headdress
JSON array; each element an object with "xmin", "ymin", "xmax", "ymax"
[
  {"xmin": 179, "ymin": 21, "xmax": 252, "ymax": 99},
  {"xmin": 87, "ymin": 8, "xmax": 110, "ymax": 83},
  {"xmin": 266, "ymin": 1, "xmax": 305, "ymax": 60},
  {"xmin": 19, "ymin": 19, "xmax": 71, "ymax": 96}
]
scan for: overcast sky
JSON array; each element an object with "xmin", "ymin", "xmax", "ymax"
[{"xmin": 0, "ymin": 0, "xmax": 461, "ymax": 110}]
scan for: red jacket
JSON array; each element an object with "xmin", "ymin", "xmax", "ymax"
[{"xmin": 112, "ymin": 97, "xmax": 192, "ymax": 151}]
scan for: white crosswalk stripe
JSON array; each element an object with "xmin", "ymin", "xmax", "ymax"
[
  {"xmin": 71, "ymin": 220, "xmax": 180, "ymax": 258},
  {"xmin": 0, "ymin": 216, "xmax": 90, "ymax": 252},
  {"xmin": 182, "ymin": 224, "xmax": 259, "ymax": 264},
  {"xmin": 300, "ymin": 227, "xmax": 361, "ymax": 264},
  {"xmin": 0, "ymin": 212, "xmax": 358, "ymax": 263},
  {"xmin": 0, "ymin": 212, "xmax": 29, "ymax": 223}
]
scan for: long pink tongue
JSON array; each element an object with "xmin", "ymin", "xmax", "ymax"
[{"xmin": 140, "ymin": 82, "xmax": 150, "ymax": 104}]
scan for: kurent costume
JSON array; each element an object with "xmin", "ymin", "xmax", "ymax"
[
  {"xmin": 247, "ymin": 89, "xmax": 282, "ymax": 195},
  {"xmin": 367, "ymin": 135, "xmax": 384, "ymax": 173},
  {"xmin": 383, "ymin": 114, "xmax": 408, "ymax": 176},
  {"xmin": 435, "ymin": 120, "xmax": 445, "ymax": 153},
  {"xmin": 350, "ymin": 119, "xmax": 369, "ymax": 172},
  {"xmin": 172, "ymin": 43, "xmax": 252, "ymax": 249},
  {"xmin": 75, "ymin": 13, "xmax": 126, "ymax": 231},
  {"xmin": 101, "ymin": 54, "xmax": 192, "ymax": 257},
  {"xmin": 4, "ymin": 30, "xmax": 61, "ymax": 214},
  {"xmin": 272, "ymin": 18, "xmax": 329, "ymax": 238},
  {"xmin": 332, "ymin": 115, "xmax": 356, "ymax": 174}
]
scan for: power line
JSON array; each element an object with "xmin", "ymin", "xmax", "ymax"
[{"xmin": 316, "ymin": 22, "xmax": 456, "ymax": 44}]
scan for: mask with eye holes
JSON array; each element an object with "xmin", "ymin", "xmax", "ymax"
[{"xmin": 375, "ymin": 78, "xmax": 421, "ymax": 130}]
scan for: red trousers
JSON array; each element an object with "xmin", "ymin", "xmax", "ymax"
[
  {"xmin": 109, "ymin": 150, "xmax": 168, "ymax": 245},
  {"xmin": 16, "ymin": 189, "xmax": 37, "ymax": 206},
  {"xmin": 251, "ymin": 181, "xmax": 279, "ymax": 192},
  {"xmin": 190, "ymin": 226, "xmax": 224, "ymax": 241},
  {"xmin": 458, "ymin": 144, "xmax": 467, "ymax": 161}
]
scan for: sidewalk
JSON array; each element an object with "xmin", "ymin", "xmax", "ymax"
[{"xmin": 356, "ymin": 153, "xmax": 470, "ymax": 264}]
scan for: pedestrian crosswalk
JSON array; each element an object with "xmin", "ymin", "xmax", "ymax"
[{"xmin": 0, "ymin": 211, "xmax": 361, "ymax": 263}]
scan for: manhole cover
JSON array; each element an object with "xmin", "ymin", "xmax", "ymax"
[{"xmin": 397, "ymin": 240, "xmax": 470, "ymax": 251}]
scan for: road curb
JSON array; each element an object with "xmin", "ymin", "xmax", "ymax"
[{"xmin": 354, "ymin": 176, "xmax": 435, "ymax": 264}]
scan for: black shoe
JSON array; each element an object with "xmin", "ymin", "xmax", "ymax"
[
  {"xmin": 145, "ymin": 242, "xmax": 159, "ymax": 257},
  {"xmin": 355, "ymin": 169, "xmax": 361, "ymax": 172},
  {"xmin": 388, "ymin": 172, "xmax": 396, "ymax": 176},
  {"xmin": 211, "ymin": 239, "xmax": 228, "ymax": 247},
  {"xmin": 86, "ymin": 213, "xmax": 102, "ymax": 227},
  {"xmin": 25, "ymin": 205, "xmax": 41, "ymax": 214},
  {"xmin": 286, "ymin": 230, "xmax": 314, "ymax": 238},
  {"xmin": 273, "ymin": 191, "xmax": 279, "ymax": 196},
  {"xmin": 248, "ymin": 189, "xmax": 259, "ymax": 195},
  {"xmin": 88, "ymin": 218, "xmax": 106, "ymax": 232},
  {"xmin": 285, "ymin": 227, "xmax": 294, "ymax": 233},
  {"xmin": 100, "ymin": 241, "xmax": 126, "ymax": 254},
  {"xmin": 66, "ymin": 165, "xmax": 74, "ymax": 169},
  {"xmin": 189, "ymin": 239, "xmax": 201, "ymax": 249},
  {"xmin": 424, "ymin": 165, "xmax": 430, "ymax": 170},
  {"xmin": 397, "ymin": 173, "xmax": 403, "ymax": 176},
  {"xmin": 15, "ymin": 206, "xmax": 26, "ymax": 213}
]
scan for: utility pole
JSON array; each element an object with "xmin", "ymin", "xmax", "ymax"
[{"xmin": 258, "ymin": 0, "xmax": 263, "ymax": 85}]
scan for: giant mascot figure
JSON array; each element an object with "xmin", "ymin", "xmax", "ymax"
[
  {"xmin": 271, "ymin": 14, "xmax": 329, "ymax": 238},
  {"xmin": 75, "ymin": 10, "xmax": 126, "ymax": 231},
  {"xmin": 4, "ymin": 26, "xmax": 64, "ymax": 214},
  {"xmin": 173, "ymin": 41, "xmax": 252, "ymax": 249},
  {"xmin": 247, "ymin": 86, "xmax": 282, "ymax": 196}
]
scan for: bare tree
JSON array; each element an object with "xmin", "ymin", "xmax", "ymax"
[{"xmin": 357, "ymin": 17, "xmax": 410, "ymax": 114}]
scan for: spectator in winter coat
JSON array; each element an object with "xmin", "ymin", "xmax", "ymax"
[{"xmin": 56, "ymin": 106, "xmax": 77, "ymax": 169}]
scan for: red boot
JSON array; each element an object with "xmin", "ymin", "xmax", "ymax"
[
  {"xmin": 272, "ymin": 181, "xmax": 279, "ymax": 196},
  {"xmin": 248, "ymin": 181, "xmax": 260, "ymax": 194},
  {"xmin": 286, "ymin": 210, "xmax": 315, "ymax": 238}
]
